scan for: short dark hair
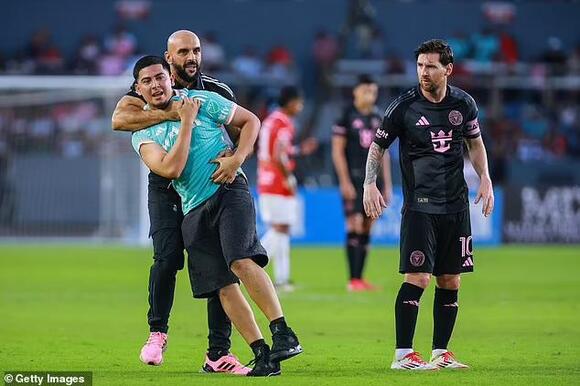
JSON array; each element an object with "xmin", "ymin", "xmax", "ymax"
[
  {"xmin": 133, "ymin": 55, "xmax": 170, "ymax": 81},
  {"xmin": 414, "ymin": 39, "xmax": 454, "ymax": 65},
  {"xmin": 355, "ymin": 74, "xmax": 376, "ymax": 87},
  {"xmin": 278, "ymin": 86, "xmax": 302, "ymax": 107}
]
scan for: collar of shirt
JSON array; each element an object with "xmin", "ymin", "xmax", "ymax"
[{"xmin": 173, "ymin": 72, "xmax": 204, "ymax": 90}]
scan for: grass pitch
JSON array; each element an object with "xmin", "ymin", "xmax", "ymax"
[{"xmin": 1, "ymin": 244, "xmax": 579, "ymax": 385}]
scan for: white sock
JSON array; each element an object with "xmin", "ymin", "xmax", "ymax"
[
  {"xmin": 395, "ymin": 348, "xmax": 414, "ymax": 361},
  {"xmin": 269, "ymin": 230, "xmax": 290, "ymax": 285},
  {"xmin": 277, "ymin": 231, "xmax": 291, "ymax": 285},
  {"xmin": 432, "ymin": 349, "xmax": 447, "ymax": 358},
  {"xmin": 260, "ymin": 229, "xmax": 277, "ymax": 257}
]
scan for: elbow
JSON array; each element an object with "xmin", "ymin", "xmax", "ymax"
[
  {"xmin": 165, "ymin": 166, "xmax": 183, "ymax": 180},
  {"xmin": 111, "ymin": 115, "xmax": 123, "ymax": 131}
]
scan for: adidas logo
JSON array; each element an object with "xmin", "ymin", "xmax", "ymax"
[
  {"xmin": 462, "ymin": 257, "xmax": 474, "ymax": 267},
  {"xmin": 416, "ymin": 116, "xmax": 430, "ymax": 126}
]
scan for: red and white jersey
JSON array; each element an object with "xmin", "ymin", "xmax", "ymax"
[{"xmin": 257, "ymin": 109, "xmax": 296, "ymax": 196}]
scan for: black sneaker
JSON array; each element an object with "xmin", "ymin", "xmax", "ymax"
[
  {"xmin": 246, "ymin": 344, "xmax": 281, "ymax": 377},
  {"xmin": 270, "ymin": 326, "xmax": 303, "ymax": 362}
]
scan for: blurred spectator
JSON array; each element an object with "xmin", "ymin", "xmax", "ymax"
[
  {"xmin": 499, "ymin": 31, "xmax": 519, "ymax": 65},
  {"xmin": 266, "ymin": 44, "xmax": 293, "ymax": 79},
  {"xmin": 471, "ymin": 28, "xmax": 500, "ymax": 63},
  {"xmin": 232, "ymin": 46, "xmax": 264, "ymax": 79},
  {"xmin": 313, "ymin": 30, "xmax": 339, "ymax": 69},
  {"xmin": 104, "ymin": 25, "xmax": 137, "ymax": 58},
  {"xmin": 97, "ymin": 49, "xmax": 126, "ymax": 75},
  {"xmin": 202, "ymin": 32, "xmax": 226, "ymax": 72},
  {"xmin": 71, "ymin": 35, "xmax": 101, "ymax": 75},
  {"xmin": 540, "ymin": 37, "xmax": 567, "ymax": 75},
  {"xmin": 567, "ymin": 44, "xmax": 580, "ymax": 75},
  {"xmin": 339, "ymin": 0, "xmax": 377, "ymax": 58},
  {"xmin": 366, "ymin": 27, "xmax": 385, "ymax": 59},
  {"xmin": 521, "ymin": 105, "xmax": 549, "ymax": 141},
  {"xmin": 448, "ymin": 32, "xmax": 471, "ymax": 62}
]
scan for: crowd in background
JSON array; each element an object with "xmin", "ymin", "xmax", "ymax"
[{"xmin": 1, "ymin": 15, "xmax": 579, "ymax": 186}]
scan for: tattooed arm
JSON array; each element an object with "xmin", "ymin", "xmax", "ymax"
[{"xmin": 363, "ymin": 142, "xmax": 388, "ymax": 219}]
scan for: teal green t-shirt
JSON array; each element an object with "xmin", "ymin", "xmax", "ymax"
[{"xmin": 131, "ymin": 89, "xmax": 239, "ymax": 214}]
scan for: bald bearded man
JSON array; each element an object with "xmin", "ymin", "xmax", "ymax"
[{"xmin": 112, "ymin": 30, "xmax": 245, "ymax": 373}]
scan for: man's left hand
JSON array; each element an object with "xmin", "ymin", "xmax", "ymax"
[{"xmin": 475, "ymin": 177, "xmax": 494, "ymax": 217}]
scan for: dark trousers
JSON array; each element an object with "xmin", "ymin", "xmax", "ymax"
[{"xmin": 147, "ymin": 178, "xmax": 231, "ymax": 353}]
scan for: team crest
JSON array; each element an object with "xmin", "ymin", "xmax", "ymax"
[
  {"xmin": 409, "ymin": 250, "xmax": 425, "ymax": 267},
  {"xmin": 448, "ymin": 110, "xmax": 463, "ymax": 126}
]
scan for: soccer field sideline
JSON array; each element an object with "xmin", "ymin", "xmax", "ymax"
[{"xmin": 1, "ymin": 245, "xmax": 579, "ymax": 385}]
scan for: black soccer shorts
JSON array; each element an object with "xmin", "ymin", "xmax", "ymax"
[
  {"xmin": 181, "ymin": 175, "xmax": 268, "ymax": 298},
  {"xmin": 399, "ymin": 208, "xmax": 474, "ymax": 276}
]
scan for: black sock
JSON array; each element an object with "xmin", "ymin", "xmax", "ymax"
[
  {"xmin": 346, "ymin": 232, "xmax": 358, "ymax": 279},
  {"xmin": 269, "ymin": 316, "xmax": 287, "ymax": 334},
  {"xmin": 207, "ymin": 349, "xmax": 229, "ymax": 362},
  {"xmin": 250, "ymin": 338, "xmax": 267, "ymax": 355},
  {"xmin": 354, "ymin": 233, "xmax": 370, "ymax": 279},
  {"xmin": 433, "ymin": 287, "xmax": 459, "ymax": 350},
  {"xmin": 395, "ymin": 282, "xmax": 424, "ymax": 348}
]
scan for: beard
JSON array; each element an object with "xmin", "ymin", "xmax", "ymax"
[
  {"xmin": 173, "ymin": 60, "xmax": 200, "ymax": 85},
  {"xmin": 420, "ymin": 79, "xmax": 438, "ymax": 94}
]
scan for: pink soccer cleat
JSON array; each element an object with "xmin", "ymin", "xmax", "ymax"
[
  {"xmin": 347, "ymin": 279, "xmax": 367, "ymax": 292},
  {"xmin": 139, "ymin": 332, "xmax": 167, "ymax": 366},
  {"xmin": 202, "ymin": 353, "xmax": 251, "ymax": 375}
]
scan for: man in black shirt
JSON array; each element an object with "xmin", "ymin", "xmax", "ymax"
[
  {"xmin": 112, "ymin": 30, "xmax": 247, "ymax": 374},
  {"xmin": 332, "ymin": 74, "xmax": 392, "ymax": 292},
  {"xmin": 363, "ymin": 39, "xmax": 494, "ymax": 370}
]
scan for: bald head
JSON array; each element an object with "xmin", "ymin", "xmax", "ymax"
[
  {"xmin": 167, "ymin": 30, "xmax": 199, "ymax": 51},
  {"xmin": 165, "ymin": 30, "xmax": 202, "ymax": 84}
]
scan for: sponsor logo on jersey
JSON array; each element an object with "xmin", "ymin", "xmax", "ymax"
[
  {"xmin": 376, "ymin": 128, "xmax": 389, "ymax": 139},
  {"xmin": 431, "ymin": 129, "xmax": 453, "ymax": 153}
]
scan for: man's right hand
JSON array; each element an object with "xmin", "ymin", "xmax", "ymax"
[
  {"xmin": 363, "ymin": 183, "xmax": 387, "ymax": 219},
  {"xmin": 340, "ymin": 181, "xmax": 357, "ymax": 201},
  {"xmin": 178, "ymin": 97, "xmax": 201, "ymax": 125},
  {"xmin": 165, "ymin": 100, "xmax": 181, "ymax": 121}
]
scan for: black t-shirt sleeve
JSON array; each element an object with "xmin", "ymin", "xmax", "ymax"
[
  {"xmin": 464, "ymin": 93, "xmax": 481, "ymax": 139},
  {"xmin": 374, "ymin": 100, "xmax": 403, "ymax": 149},
  {"xmin": 332, "ymin": 110, "xmax": 348, "ymax": 137}
]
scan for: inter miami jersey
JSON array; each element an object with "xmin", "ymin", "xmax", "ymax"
[
  {"xmin": 333, "ymin": 105, "xmax": 383, "ymax": 181},
  {"xmin": 374, "ymin": 85, "xmax": 481, "ymax": 214},
  {"xmin": 126, "ymin": 72, "xmax": 236, "ymax": 188}
]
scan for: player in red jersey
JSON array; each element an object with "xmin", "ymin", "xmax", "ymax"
[{"xmin": 257, "ymin": 86, "xmax": 317, "ymax": 291}]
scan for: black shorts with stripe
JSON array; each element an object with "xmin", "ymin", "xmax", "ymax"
[{"xmin": 399, "ymin": 208, "xmax": 474, "ymax": 276}]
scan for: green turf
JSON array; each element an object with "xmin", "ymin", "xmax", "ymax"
[{"xmin": 1, "ymin": 245, "xmax": 580, "ymax": 385}]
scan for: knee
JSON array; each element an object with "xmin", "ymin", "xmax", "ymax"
[
  {"xmin": 218, "ymin": 283, "xmax": 239, "ymax": 299},
  {"xmin": 347, "ymin": 214, "xmax": 363, "ymax": 233},
  {"xmin": 405, "ymin": 273, "xmax": 431, "ymax": 289},
  {"xmin": 230, "ymin": 258, "xmax": 254, "ymax": 277},
  {"xmin": 436, "ymin": 275, "xmax": 461, "ymax": 290},
  {"xmin": 153, "ymin": 252, "xmax": 183, "ymax": 273},
  {"xmin": 272, "ymin": 224, "xmax": 290, "ymax": 233}
]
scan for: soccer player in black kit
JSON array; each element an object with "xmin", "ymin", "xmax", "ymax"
[
  {"xmin": 363, "ymin": 39, "xmax": 494, "ymax": 370},
  {"xmin": 332, "ymin": 75, "xmax": 392, "ymax": 292}
]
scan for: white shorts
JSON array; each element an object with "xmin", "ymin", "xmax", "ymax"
[{"xmin": 259, "ymin": 194, "xmax": 298, "ymax": 226}]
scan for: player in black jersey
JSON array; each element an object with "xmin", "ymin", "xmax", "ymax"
[
  {"xmin": 112, "ymin": 30, "xmax": 249, "ymax": 374},
  {"xmin": 332, "ymin": 74, "xmax": 392, "ymax": 292},
  {"xmin": 363, "ymin": 39, "xmax": 494, "ymax": 370}
]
